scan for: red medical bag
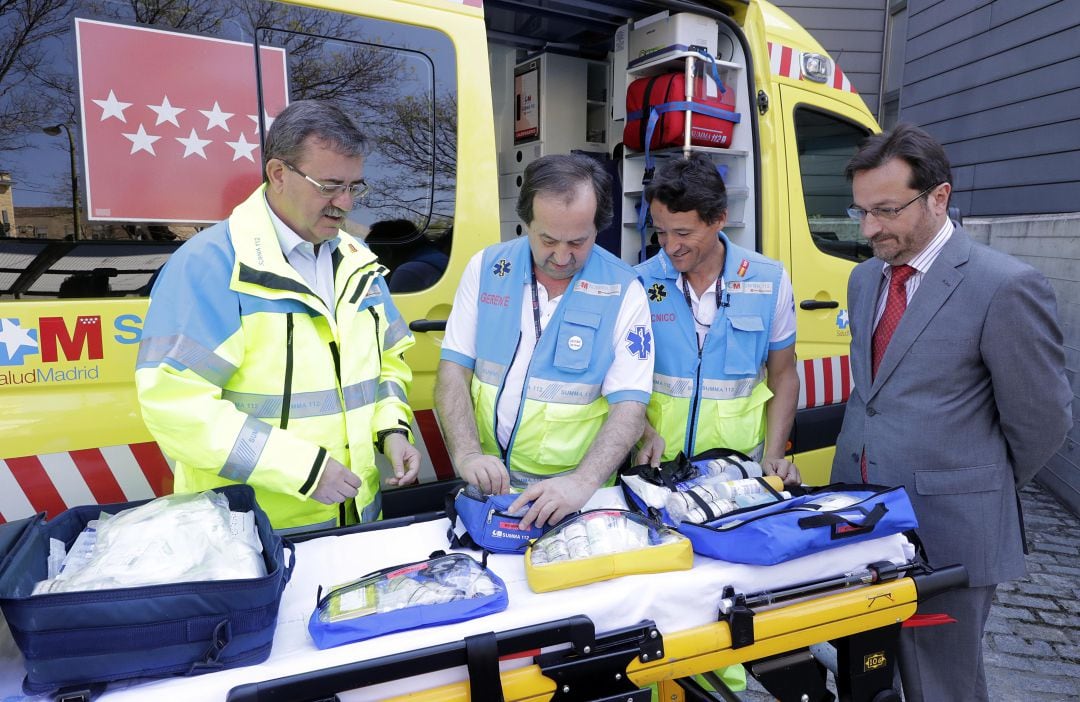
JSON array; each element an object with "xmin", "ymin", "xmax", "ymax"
[{"xmin": 623, "ymin": 72, "xmax": 738, "ymax": 151}]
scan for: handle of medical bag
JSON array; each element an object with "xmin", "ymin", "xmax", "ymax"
[{"xmin": 796, "ymin": 502, "xmax": 888, "ymax": 537}]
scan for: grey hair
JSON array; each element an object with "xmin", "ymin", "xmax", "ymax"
[
  {"xmin": 516, "ymin": 154, "xmax": 613, "ymax": 232},
  {"xmin": 263, "ymin": 100, "xmax": 367, "ymax": 168}
]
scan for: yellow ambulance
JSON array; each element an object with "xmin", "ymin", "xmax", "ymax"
[{"xmin": 0, "ymin": 0, "xmax": 877, "ymax": 523}]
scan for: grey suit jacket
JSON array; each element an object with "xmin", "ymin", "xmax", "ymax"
[{"xmin": 833, "ymin": 226, "xmax": 1071, "ymax": 587}]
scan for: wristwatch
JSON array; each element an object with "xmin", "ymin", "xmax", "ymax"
[{"xmin": 375, "ymin": 428, "xmax": 409, "ymax": 454}]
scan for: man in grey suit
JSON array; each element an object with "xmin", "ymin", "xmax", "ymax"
[{"xmin": 833, "ymin": 123, "xmax": 1071, "ymax": 702}]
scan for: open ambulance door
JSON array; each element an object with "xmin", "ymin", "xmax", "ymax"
[{"xmin": 776, "ymin": 85, "xmax": 874, "ymax": 485}]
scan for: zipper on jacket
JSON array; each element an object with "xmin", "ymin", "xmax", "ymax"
[
  {"xmin": 686, "ymin": 342, "xmax": 704, "ymax": 456},
  {"xmin": 368, "ymin": 308, "xmax": 382, "ymax": 373},
  {"xmin": 495, "ymin": 332, "xmax": 524, "ymax": 460},
  {"xmin": 505, "ymin": 330, "xmax": 540, "ymax": 462},
  {"xmin": 281, "ymin": 313, "xmax": 295, "ymax": 430}
]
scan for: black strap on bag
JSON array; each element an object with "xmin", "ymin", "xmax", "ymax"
[{"xmin": 797, "ymin": 502, "xmax": 888, "ymax": 540}]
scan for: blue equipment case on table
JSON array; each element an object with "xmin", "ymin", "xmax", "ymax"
[{"xmin": 0, "ymin": 484, "xmax": 293, "ymax": 698}]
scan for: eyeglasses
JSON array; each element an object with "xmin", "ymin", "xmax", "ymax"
[
  {"xmin": 281, "ymin": 160, "xmax": 369, "ymax": 202},
  {"xmin": 847, "ymin": 184, "xmax": 940, "ymax": 222}
]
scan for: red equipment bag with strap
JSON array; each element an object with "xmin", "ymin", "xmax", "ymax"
[{"xmin": 623, "ymin": 72, "xmax": 739, "ymax": 151}]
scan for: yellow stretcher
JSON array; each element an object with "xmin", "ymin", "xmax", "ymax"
[{"xmin": 220, "ymin": 510, "xmax": 965, "ymax": 702}]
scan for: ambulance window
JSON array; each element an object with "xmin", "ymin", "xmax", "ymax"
[
  {"xmin": 0, "ymin": 2, "xmax": 456, "ymax": 298},
  {"xmin": 793, "ymin": 109, "xmax": 873, "ymax": 263}
]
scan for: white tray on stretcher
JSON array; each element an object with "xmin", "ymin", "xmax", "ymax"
[{"xmin": 0, "ymin": 486, "xmax": 919, "ymax": 701}]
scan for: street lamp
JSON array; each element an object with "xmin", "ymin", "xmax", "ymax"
[{"xmin": 42, "ymin": 123, "xmax": 82, "ymax": 240}]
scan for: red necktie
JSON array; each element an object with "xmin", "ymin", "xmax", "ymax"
[
  {"xmin": 862, "ymin": 264, "xmax": 916, "ymax": 481},
  {"xmin": 871, "ymin": 264, "xmax": 916, "ymax": 379}
]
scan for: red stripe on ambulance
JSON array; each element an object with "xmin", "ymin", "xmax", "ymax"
[
  {"xmin": 70, "ymin": 448, "xmax": 127, "ymax": 504},
  {"xmin": 797, "ymin": 355, "xmax": 853, "ymax": 410},
  {"xmin": 6, "ymin": 456, "xmax": 68, "ymax": 520},
  {"xmin": 130, "ymin": 441, "xmax": 175, "ymax": 495}
]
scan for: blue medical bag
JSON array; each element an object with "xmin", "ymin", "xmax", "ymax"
[{"xmin": 0, "ymin": 484, "xmax": 293, "ymax": 696}]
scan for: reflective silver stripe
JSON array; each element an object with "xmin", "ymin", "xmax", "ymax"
[
  {"xmin": 137, "ymin": 334, "xmax": 237, "ymax": 387},
  {"xmin": 342, "ymin": 378, "xmax": 379, "ymax": 411},
  {"xmin": 383, "ymin": 317, "xmax": 410, "ymax": 349},
  {"xmin": 223, "ymin": 388, "xmax": 343, "ymax": 418},
  {"xmin": 509, "ymin": 469, "xmax": 572, "ymax": 491},
  {"xmin": 221, "ymin": 415, "xmax": 271, "ymax": 482},
  {"xmin": 653, "ymin": 373, "xmax": 695, "ymax": 399},
  {"xmin": 360, "ymin": 491, "xmax": 383, "ymax": 523},
  {"xmin": 653, "ymin": 371, "xmax": 765, "ymax": 400},
  {"xmin": 746, "ymin": 442, "xmax": 765, "ymax": 462},
  {"xmin": 274, "ymin": 516, "xmax": 337, "ymax": 536},
  {"xmin": 474, "ymin": 358, "xmax": 506, "ymax": 386},
  {"xmin": 377, "ymin": 380, "xmax": 407, "ymax": 403},
  {"xmin": 526, "ymin": 378, "xmax": 602, "ymax": 405},
  {"xmin": 700, "ymin": 371, "xmax": 765, "ymax": 401}
]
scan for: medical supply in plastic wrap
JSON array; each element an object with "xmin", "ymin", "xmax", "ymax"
[
  {"xmin": 32, "ymin": 491, "xmax": 265, "ymax": 594},
  {"xmin": 309, "ymin": 552, "xmax": 508, "ymax": 649},
  {"xmin": 445, "ymin": 483, "xmax": 548, "ymax": 554},
  {"xmin": 525, "ymin": 510, "xmax": 692, "ymax": 592},
  {"xmin": 679, "ymin": 484, "xmax": 919, "ymax": 565},
  {"xmin": 623, "ymin": 446, "xmax": 788, "ymax": 526},
  {"xmin": 696, "ymin": 453, "xmax": 764, "ymax": 481},
  {"xmin": 0, "ymin": 484, "xmax": 292, "ymax": 696}
]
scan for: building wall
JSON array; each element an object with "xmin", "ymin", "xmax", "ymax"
[
  {"xmin": 900, "ymin": 0, "xmax": 1080, "ymax": 217},
  {"xmin": 773, "ymin": 0, "xmax": 887, "ymax": 116}
]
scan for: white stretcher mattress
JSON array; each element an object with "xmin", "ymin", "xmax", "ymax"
[{"xmin": 0, "ymin": 487, "xmax": 914, "ymax": 701}]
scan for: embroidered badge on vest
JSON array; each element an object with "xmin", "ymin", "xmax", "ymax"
[
  {"xmin": 625, "ymin": 325, "xmax": 652, "ymax": 360},
  {"xmin": 648, "ymin": 282, "xmax": 667, "ymax": 302},
  {"xmin": 493, "ymin": 259, "xmax": 512, "ymax": 277}
]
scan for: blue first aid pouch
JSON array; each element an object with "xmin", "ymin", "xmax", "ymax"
[
  {"xmin": 678, "ymin": 484, "xmax": 918, "ymax": 565},
  {"xmin": 445, "ymin": 485, "xmax": 548, "ymax": 554},
  {"xmin": 0, "ymin": 485, "xmax": 293, "ymax": 697},
  {"xmin": 309, "ymin": 551, "xmax": 508, "ymax": 649}
]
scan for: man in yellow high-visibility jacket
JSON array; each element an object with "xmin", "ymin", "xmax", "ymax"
[{"xmin": 136, "ymin": 100, "xmax": 420, "ymax": 532}]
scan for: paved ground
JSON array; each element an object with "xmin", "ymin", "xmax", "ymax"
[{"xmin": 737, "ymin": 480, "xmax": 1080, "ymax": 701}]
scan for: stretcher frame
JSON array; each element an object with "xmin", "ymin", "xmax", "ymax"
[{"xmin": 224, "ymin": 514, "xmax": 965, "ymax": 702}]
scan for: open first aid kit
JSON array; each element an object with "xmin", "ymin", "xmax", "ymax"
[
  {"xmin": 621, "ymin": 448, "xmax": 788, "ymax": 526},
  {"xmin": 524, "ymin": 509, "xmax": 692, "ymax": 592},
  {"xmin": 309, "ymin": 551, "xmax": 508, "ymax": 649},
  {"xmin": 678, "ymin": 484, "xmax": 920, "ymax": 565},
  {"xmin": 444, "ymin": 484, "xmax": 548, "ymax": 554},
  {"xmin": 0, "ymin": 484, "xmax": 292, "ymax": 696}
]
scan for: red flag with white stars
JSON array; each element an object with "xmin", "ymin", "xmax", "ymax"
[{"xmin": 76, "ymin": 18, "xmax": 289, "ymax": 223}]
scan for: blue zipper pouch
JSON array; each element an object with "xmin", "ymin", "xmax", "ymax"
[
  {"xmin": 445, "ymin": 485, "xmax": 548, "ymax": 554},
  {"xmin": 309, "ymin": 551, "xmax": 508, "ymax": 649}
]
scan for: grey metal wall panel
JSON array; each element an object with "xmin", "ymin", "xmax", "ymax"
[
  {"xmin": 905, "ymin": 6, "xmax": 992, "ymax": 61},
  {"xmin": 903, "ymin": 2, "xmax": 1080, "ymax": 82},
  {"xmin": 800, "ymin": 27, "xmax": 884, "ymax": 51},
  {"xmin": 902, "ymin": 26, "xmax": 1080, "ymax": 105},
  {"xmin": 988, "ymin": 0, "xmax": 1065, "ymax": 28},
  {"xmin": 907, "ymin": 0, "xmax": 991, "ymax": 39},
  {"xmin": 774, "ymin": 7, "xmax": 883, "ymax": 31},
  {"xmin": 969, "ymin": 181, "xmax": 1080, "ymax": 215},
  {"xmin": 943, "ymin": 120, "xmax": 1080, "ymax": 168},
  {"xmin": 901, "ymin": 56, "xmax": 1080, "ymax": 125},
  {"xmin": 919, "ymin": 87, "xmax": 1080, "ymax": 144}
]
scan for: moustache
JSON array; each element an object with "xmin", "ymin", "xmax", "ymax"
[{"xmin": 322, "ymin": 206, "xmax": 348, "ymax": 218}]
